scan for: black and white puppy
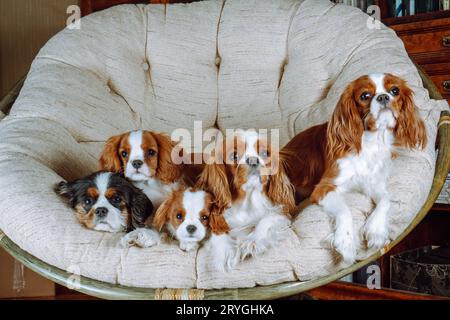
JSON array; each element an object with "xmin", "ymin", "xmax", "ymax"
[{"xmin": 55, "ymin": 172, "xmax": 153, "ymax": 233}]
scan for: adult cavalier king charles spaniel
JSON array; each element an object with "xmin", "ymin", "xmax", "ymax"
[{"xmin": 283, "ymin": 73, "xmax": 427, "ymax": 263}]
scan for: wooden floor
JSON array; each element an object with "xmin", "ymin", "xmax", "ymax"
[{"xmin": 2, "ymin": 281, "xmax": 447, "ymax": 300}]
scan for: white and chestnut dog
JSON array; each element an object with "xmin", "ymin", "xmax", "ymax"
[
  {"xmin": 55, "ymin": 172, "xmax": 153, "ymax": 233},
  {"xmin": 283, "ymin": 73, "xmax": 427, "ymax": 263},
  {"xmin": 197, "ymin": 129, "xmax": 296, "ymax": 271},
  {"xmin": 99, "ymin": 130, "xmax": 184, "ymax": 210},
  {"xmin": 151, "ymin": 186, "xmax": 229, "ymax": 252}
]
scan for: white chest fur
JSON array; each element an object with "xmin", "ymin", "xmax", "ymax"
[
  {"xmin": 133, "ymin": 178, "xmax": 179, "ymax": 210},
  {"xmin": 224, "ymin": 175, "xmax": 280, "ymax": 239},
  {"xmin": 335, "ymin": 129, "xmax": 394, "ymax": 193}
]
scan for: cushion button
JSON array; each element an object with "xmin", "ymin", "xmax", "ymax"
[
  {"xmin": 142, "ymin": 62, "xmax": 150, "ymax": 71},
  {"xmin": 215, "ymin": 57, "xmax": 221, "ymax": 67}
]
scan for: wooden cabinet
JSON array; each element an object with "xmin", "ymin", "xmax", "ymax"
[{"xmin": 387, "ymin": 14, "xmax": 450, "ymax": 104}]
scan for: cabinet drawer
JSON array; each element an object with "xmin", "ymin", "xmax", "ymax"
[
  {"xmin": 391, "ymin": 17, "xmax": 450, "ymax": 59},
  {"xmin": 399, "ymin": 30, "xmax": 450, "ymax": 55},
  {"xmin": 429, "ymin": 74, "xmax": 450, "ymax": 103}
]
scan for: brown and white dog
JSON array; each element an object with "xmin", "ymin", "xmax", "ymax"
[
  {"xmin": 152, "ymin": 186, "xmax": 229, "ymax": 252},
  {"xmin": 99, "ymin": 130, "xmax": 184, "ymax": 209},
  {"xmin": 282, "ymin": 73, "xmax": 427, "ymax": 263},
  {"xmin": 197, "ymin": 129, "xmax": 296, "ymax": 271}
]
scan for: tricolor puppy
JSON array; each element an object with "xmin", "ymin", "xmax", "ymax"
[
  {"xmin": 197, "ymin": 129, "xmax": 296, "ymax": 271},
  {"xmin": 150, "ymin": 187, "xmax": 228, "ymax": 252},
  {"xmin": 55, "ymin": 172, "xmax": 153, "ymax": 233},
  {"xmin": 282, "ymin": 73, "xmax": 427, "ymax": 263},
  {"xmin": 99, "ymin": 130, "xmax": 189, "ymax": 210}
]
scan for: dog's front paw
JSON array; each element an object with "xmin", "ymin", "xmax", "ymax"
[
  {"xmin": 211, "ymin": 245, "xmax": 239, "ymax": 272},
  {"xmin": 121, "ymin": 228, "xmax": 160, "ymax": 248},
  {"xmin": 331, "ymin": 227, "xmax": 356, "ymax": 264},
  {"xmin": 121, "ymin": 231, "xmax": 138, "ymax": 247},
  {"xmin": 239, "ymin": 233, "xmax": 270, "ymax": 261},
  {"xmin": 216, "ymin": 249, "xmax": 239, "ymax": 272},
  {"xmin": 179, "ymin": 241, "xmax": 199, "ymax": 252},
  {"xmin": 364, "ymin": 214, "xmax": 389, "ymax": 250}
]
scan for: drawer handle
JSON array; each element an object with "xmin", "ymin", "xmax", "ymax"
[
  {"xmin": 444, "ymin": 81, "xmax": 450, "ymax": 91},
  {"xmin": 444, "ymin": 36, "xmax": 450, "ymax": 47}
]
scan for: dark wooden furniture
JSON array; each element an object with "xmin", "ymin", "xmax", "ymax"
[
  {"xmin": 387, "ymin": 15, "xmax": 450, "ymax": 105},
  {"xmin": 378, "ymin": 204, "xmax": 450, "ymax": 289},
  {"xmin": 306, "ymin": 281, "xmax": 448, "ymax": 300}
]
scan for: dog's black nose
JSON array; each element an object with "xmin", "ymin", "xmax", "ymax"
[
  {"xmin": 95, "ymin": 207, "xmax": 108, "ymax": 218},
  {"xmin": 246, "ymin": 156, "xmax": 260, "ymax": 167},
  {"xmin": 186, "ymin": 225, "xmax": 197, "ymax": 234},
  {"xmin": 132, "ymin": 160, "xmax": 143, "ymax": 169},
  {"xmin": 376, "ymin": 94, "xmax": 390, "ymax": 104}
]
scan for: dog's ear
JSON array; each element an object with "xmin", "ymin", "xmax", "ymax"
[
  {"xmin": 55, "ymin": 181, "xmax": 76, "ymax": 206},
  {"xmin": 152, "ymin": 193, "xmax": 175, "ymax": 232},
  {"xmin": 196, "ymin": 163, "xmax": 231, "ymax": 209},
  {"xmin": 394, "ymin": 81, "xmax": 427, "ymax": 150},
  {"xmin": 99, "ymin": 134, "xmax": 124, "ymax": 173},
  {"xmin": 327, "ymin": 83, "xmax": 364, "ymax": 160},
  {"xmin": 130, "ymin": 189, "xmax": 153, "ymax": 230},
  {"xmin": 209, "ymin": 207, "xmax": 229, "ymax": 235},
  {"xmin": 266, "ymin": 155, "xmax": 296, "ymax": 216},
  {"xmin": 152, "ymin": 132, "xmax": 183, "ymax": 184}
]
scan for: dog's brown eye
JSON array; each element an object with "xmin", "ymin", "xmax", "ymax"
[
  {"xmin": 390, "ymin": 87, "xmax": 400, "ymax": 96},
  {"xmin": 121, "ymin": 151, "xmax": 128, "ymax": 158},
  {"xmin": 176, "ymin": 213, "xmax": 183, "ymax": 220},
  {"xmin": 112, "ymin": 196, "xmax": 121, "ymax": 204},
  {"xmin": 201, "ymin": 215, "xmax": 209, "ymax": 221},
  {"xmin": 229, "ymin": 151, "xmax": 239, "ymax": 162},
  {"xmin": 147, "ymin": 149, "xmax": 156, "ymax": 157},
  {"xmin": 84, "ymin": 198, "xmax": 92, "ymax": 205},
  {"xmin": 360, "ymin": 92, "xmax": 372, "ymax": 101},
  {"xmin": 259, "ymin": 150, "xmax": 269, "ymax": 159}
]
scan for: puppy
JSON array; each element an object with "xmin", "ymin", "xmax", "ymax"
[
  {"xmin": 151, "ymin": 186, "xmax": 229, "ymax": 252},
  {"xmin": 282, "ymin": 73, "xmax": 427, "ymax": 263},
  {"xmin": 99, "ymin": 130, "xmax": 203, "ymax": 210},
  {"xmin": 197, "ymin": 129, "xmax": 296, "ymax": 271},
  {"xmin": 99, "ymin": 130, "xmax": 182, "ymax": 210},
  {"xmin": 55, "ymin": 172, "xmax": 153, "ymax": 233}
]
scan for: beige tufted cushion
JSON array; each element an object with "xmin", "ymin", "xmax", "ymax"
[{"xmin": 0, "ymin": 0, "xmax": 448, "ymax": 289}]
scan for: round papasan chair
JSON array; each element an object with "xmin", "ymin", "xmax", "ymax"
[{"xmin": 0, "ymin": 0, "xmax": 449, "ymax": 300}]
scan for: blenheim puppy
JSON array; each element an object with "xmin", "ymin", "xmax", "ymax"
[
  {"xmin": 99, "ymin": 130, "xmax": 200, "ymax": 210},
  {"xmin": 55, "ymin": 172, "xmax": 153, "ymax": 233},
  {"xmin": 198, "ymin": 129, "xmax": 296, "ymax": 271},
  {"xmin": 283, "ymin": 73, "xmax": 427, "ymax": 263},
  {"xmin": 152, "ymin": 186, "xmax": 229, "ymax": 252}
]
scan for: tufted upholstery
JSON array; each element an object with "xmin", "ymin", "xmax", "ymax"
[{"xmin": 0, "ymin": 0, "xmax": 448, "ymax": 289}]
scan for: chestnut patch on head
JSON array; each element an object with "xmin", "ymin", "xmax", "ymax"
[
  {"xmin": 99, "ymin": 133, "xmax": 129, "ymax": 173},
  {"xmin": 153, "ymin": 188, "xmax": 185, "ymax": 231},
  {"xmin": 199, "ymin": 192, "xmax": 213, "ymax": 227},
  {"xmin": 140, "ymin": 131, "xmax": 159, "ymax": 174},
  {"xmin": 87, "ymin": 187, "xmax": 99, "ymax": 199},
  {"xmin": 352, "ymin": 76, "xmax": 376, "ymax": 118}
]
